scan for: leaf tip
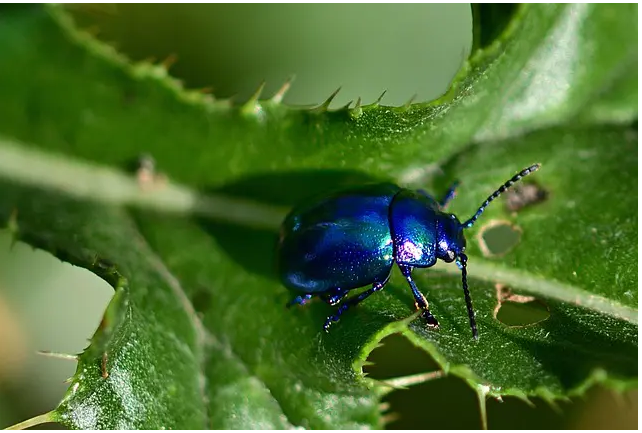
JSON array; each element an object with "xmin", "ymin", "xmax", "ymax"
[
  {"xmin": 160, "ymin": 53, "xmax": 178, "ymax": 71},
  {"xmin": 240, "ymin": 81, "xmax": 267, "ymax": 118},
  {"xmin": 350, "ymin": 97, "xmax": 363, "ymax": 119},
  {"xmin": 402, "ymin": 93, "xmax": 417, "ymax": 111},
  {"xmin": 339, "ymin": 99, "xmax": 354, "ymax": 111},
  {"xmin": 271, "ymin": 76, "xmax": 295, "ymax": 104},
  {"xmin": 198, "ymin": 86, "xmax": 214, "ymax": 95},
  {"xmin": 381, "ymin": 412, "xmax": 400, "ymax": 426},
  {"xmin": 313, "ymin": 86, "xmax": 342, "ymax": 113},
  {"xmin": 538, "ymin": 387, "xmax": 568, "ymax": 413},
  {"xmin": 4, "ymin": 411, "xmax": 56, "ymax": 430},
  {"xmin": 383, "ymin": 370, "xmax": 445, "ymax": 390},
  {"xmin": 36, "ymin": 350, "xmax": 78, "ymax": 362},
  {"xmin": 372, "ymin": 90, "xmax": 387, "ymax": 107},
  {"xmin": 378, "ymin": 401, "xmax": 391, "ymax": 412}
]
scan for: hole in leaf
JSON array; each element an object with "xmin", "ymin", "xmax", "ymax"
[
  {"xmin": 364, "ymin": 333, "xmax": 439, "ymax": 380},
  {"xmin": 496, "ymin": 300, "xmax": 550, "ymax": 327},
  {"xmin": 503, "ymin": 182, "xmax": 548, "ymax": 213},
  {"xmin": 362, "ymin": 333, "xmax": 565, "ymax": 428},
  {"xmin": 363, "ymin": 334, "xmax": 477, "ymax": 429},
  {"xmin": 477, "ymin": 220, "xmax": 522, "ymax": 257},
  {"xmin": 493, "ymin": 284, "xmax": 550, "ymax": 327}
]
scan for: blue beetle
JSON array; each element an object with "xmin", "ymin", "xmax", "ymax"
[{"xmin": 277, "ymin": 164, "xmax": 541, "ymax": 339}]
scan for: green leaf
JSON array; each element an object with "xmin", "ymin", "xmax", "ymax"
[{"xmin": 0, "ymin": 3, "xmax": 636, "ymax": 429}]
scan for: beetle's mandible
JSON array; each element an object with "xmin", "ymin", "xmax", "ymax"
[{"xmin": 277, "ymin": 164, "xmax": 541, "ymax": 339}]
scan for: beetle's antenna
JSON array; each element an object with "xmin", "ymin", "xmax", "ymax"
[
  {"xmin": 457, "ymin": 253, "xmax": 478, "ymax": 340},
  {"xmin": 462, "ymin": 164, "xmax": 541, "ymax": 229}
]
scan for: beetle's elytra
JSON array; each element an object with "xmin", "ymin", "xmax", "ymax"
[{"xmin": 277, "ymin": 164, "xmax": 541, "ymax": 339}]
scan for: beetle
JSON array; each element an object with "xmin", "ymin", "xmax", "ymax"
[{"xmin": 277, "ymin": 164, "xmax": 541, "ymax": 339}]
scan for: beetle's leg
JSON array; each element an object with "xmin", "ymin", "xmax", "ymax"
[
  {"xmin": 417, "ymin": 189, "xmax": 436, "ymax": 200},
  {"xmin": 398, "ymin": 264, "xmax": 439, "ymax": 328},
  {"xmin": 439, "ymin": 181, "xmax": 459, "ymax": 209},
  {"xmin": 322, "ymin": 288, "xmax": 349, "ymax": 306},
  {"xmin": 323, "ymin": 281, "xmax": 387, "ymax": 332},
  {"xmin": 286, "ymin": 293, "xmax": 313, "ymax": 307}
]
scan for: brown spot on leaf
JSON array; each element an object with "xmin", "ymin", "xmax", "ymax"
[
  {"xmin": 101, "ymin": 352, "xmax": 109, "ymax": 379},
  {"xmin": 504, "ymin": 182, "xmax": 548, "ymax": 213}
]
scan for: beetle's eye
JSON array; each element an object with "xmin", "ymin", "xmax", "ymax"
[{"xmin": 446, "ymin": 250, "xmax": 455, "ymax": 261}]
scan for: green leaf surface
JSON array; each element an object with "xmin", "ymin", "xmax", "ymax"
[{"xmin": 0, "ymin": 4, "xmax": 637, "ymax": 429}]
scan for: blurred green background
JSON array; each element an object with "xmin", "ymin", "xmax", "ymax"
[{"xmin": 0, "ymin": 4, "xmax": 636, "ymax": 429}]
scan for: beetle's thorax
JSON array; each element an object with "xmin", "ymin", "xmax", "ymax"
[{"xmin": 435, "ymin": 213, "xmax": 466, "ymax": 263}]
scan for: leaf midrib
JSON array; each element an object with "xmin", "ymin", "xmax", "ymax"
[
  {"xmin": 128, "ymin": 223, "xmax": 211, "ymax": 428},
  {"xmin": 433, "ymin": 259, "xmax": 637, "ymax": 323},
  {"xmin": 128, "ymin": 215, "xmax": 300, "ymax": 428},
  {"xmin": 0, "ymin": 137, "xmax": 636, "ymax": 325}
]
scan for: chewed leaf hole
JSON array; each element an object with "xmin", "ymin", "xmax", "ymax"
[
  {"xmin": 496, "ymin": 300, "xmax": 550, "ymax": 327},
  {"xmin": 363, "ymin": 334, "xmax": 474, "ymax": 429},
  {"xmin": 503, "ymin": 182, "xmax": 548, "ymax": 213},
  {"xmin": 478, "ymin": 220, "xmax": 522, "ymax": 257},
  {"xmin": 364, "ymin": 333, "xmax": 439, "ymax": 380},
  {"xmin": 493, "ymin": 284, "xmax": 550, "ymax": 327}
]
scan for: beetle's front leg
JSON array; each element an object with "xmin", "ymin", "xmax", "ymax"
[{"xmin": 398, "ymin": 264, "xmax": 439, "ymax": 328}]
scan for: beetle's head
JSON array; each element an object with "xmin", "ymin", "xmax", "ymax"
[
  {"xmin": 436, "ymin": 214, "xmax": 466, "ymax": 263},
  {"xmin": 433, "ymin": 164, "xmax": 542, "ymax": 340}
]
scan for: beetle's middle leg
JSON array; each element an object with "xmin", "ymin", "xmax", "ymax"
[
  {"xmin": 286, "ymin": 293, "xmax": 313, "ymax": 307},
  {"xmin": 323, "ymin": 281, "xmax": 388, "ymax": 332},
  {"xmin": 322, "ymin": 287, "xmax": 349, "ymax": 306},
  {"xmin": 398, "ymin": 264, "xmax": 439, "ymax": 328},
  {"xmin": 287, "ymin": 287, "xmax": 349, "ymax": 308}
]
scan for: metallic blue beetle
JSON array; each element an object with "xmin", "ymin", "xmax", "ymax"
[{"xmin": 278, "ymin": 164, "xmax": 540, "ymax": 339}]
